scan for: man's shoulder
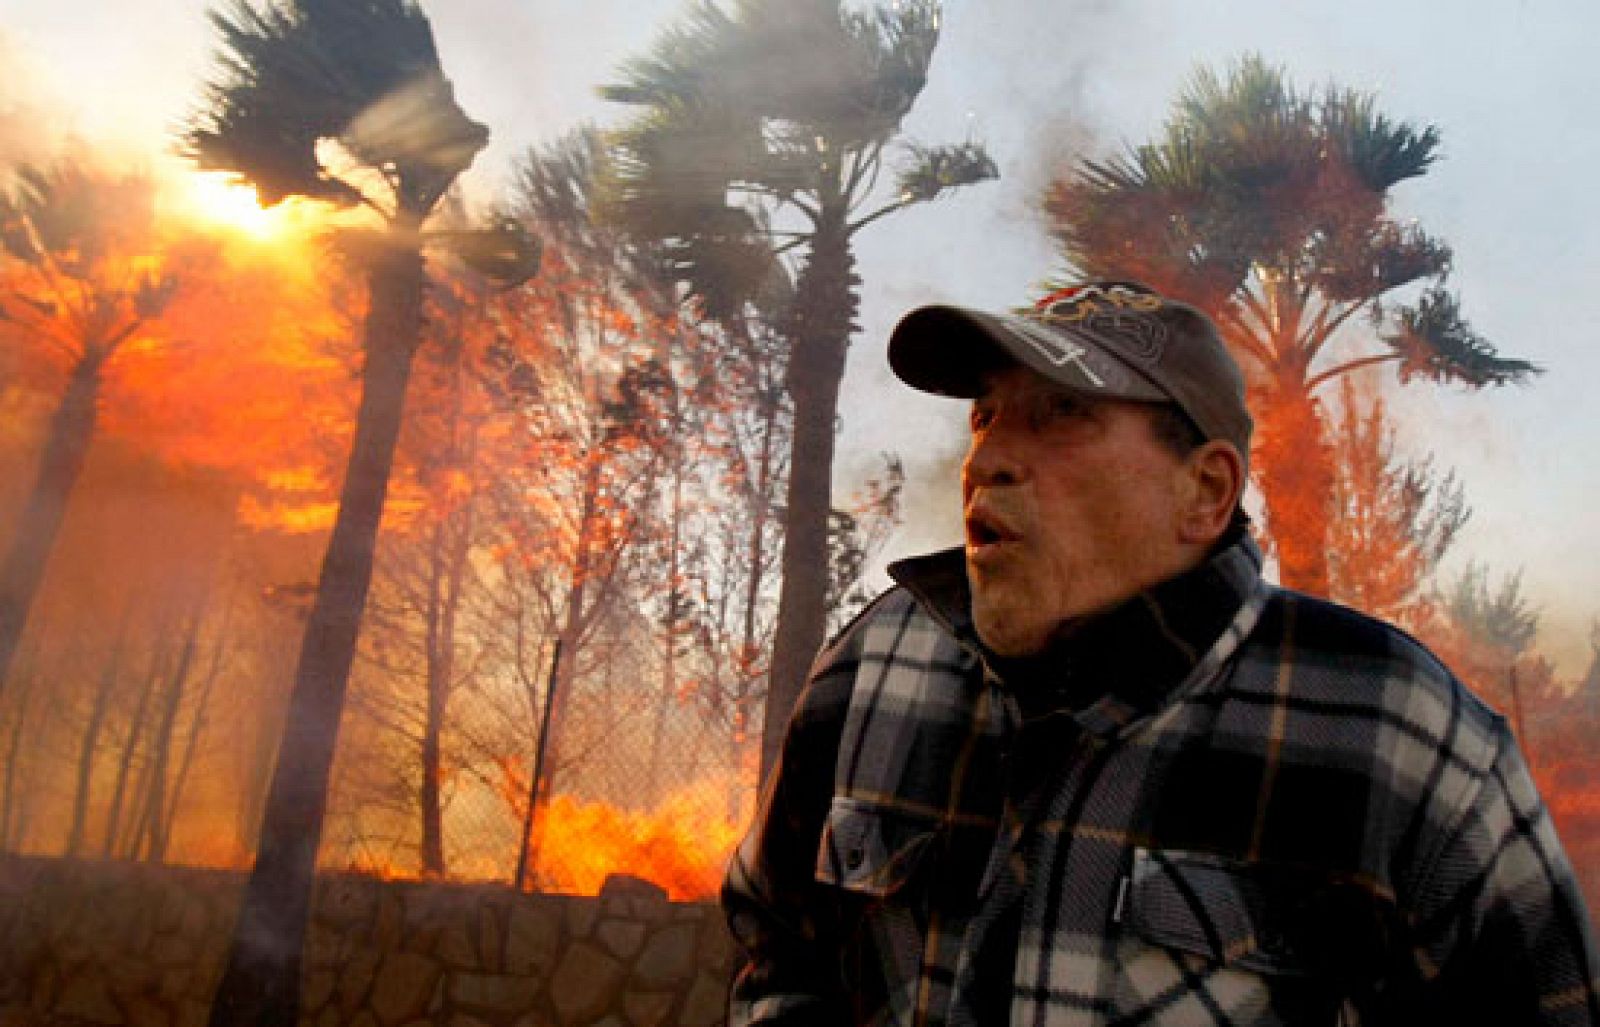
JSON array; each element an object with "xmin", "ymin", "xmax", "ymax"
[
  {"xmin": 1253, "ymin": 588, "xmax": 1471, "ymax": 684},
  {"xmin": 1254, "ymin": 587, "xmax": 1442, "ymax": 665},
  {"xmin": 1242, "ymin": 586, "xmax": 1506, "ymax": 769},
  {"xmin": 797, "ymin": 580, "xmax": 979, "ymax": 726},
  {"xmin": 1179, "ymin": 588, "xmax": 1514, "ymax": 881},
  {"xmin": 814, "ymin": 585, "xmax": 923, "ymax": 664},
  {"xmin": 814, "ymin": 582, "xmax": 971, "ymax": 677}
]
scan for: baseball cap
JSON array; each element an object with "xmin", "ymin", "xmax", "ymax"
[{"xmin": 888, "ymin": 281, "xmax": 1252, "ymax": 463}]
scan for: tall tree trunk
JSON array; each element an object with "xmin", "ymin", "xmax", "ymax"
[
  {"xmin": 514, "ymin": 640, "xmax": 561, "ymax": 892},
  {"xmin": 648, "ymin": 452, "xmax": 686, "ymax": 805},
  {"xmin": 236, "ymin": 643, "xmax": 292, "ymax": 857},
  {"xmin": 1256, "ymin": 382, "xmax": 1333, "ymax": 595},
  {"xmin": 167, "ymin": 624, "xmax": 227, "ymax": 859},
  {"xmin": 67, "ymin": 617, "xmax": 130, "ymax": 856},
  {"xmin": 139, "ymin": 602, "xmax": 205, "ymax": 863},
  {"xmin": 543, "ymin": 458, "xmax": 600, "ymax": 790},
  {"xmin": 740, "ymin": 382, "xmax": 779, "ymax": 670},
  {"xmin": 104, "ymin": 645, "xmax": 164, "ymax": 858},
  {"xmin": 762, "ymin": 211, "xmax": 854, "ymax": 782},
  {"xmin": 419, "ymin": 519, "xmax": 450, "ymax": 878},
  {"xmin": 419, "ymin": 491, "xmax": 471, "ymax": 878},
  {"xmin": 0, "ymin": 351, "xmax": 107, "ymax": 694},
  {"xmin": 0, "ymin": 674, "xmax": 38, "ymax": 850},
  {"xmin": 521, "ymin": 455, "xmax": 603, "ymax": 882},
  {"xmin": 421, "ymin": 359, "xmax": 478, "ymax": 876},
  {"xmin": 208, "ymin": 231, "xmax": 425, "ymax": 1027},
  {"xmin": 732, "ymin": 378, "xmax": 780, "ymax": 791}
]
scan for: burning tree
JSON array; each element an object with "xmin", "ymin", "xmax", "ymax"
[
  {"xmin": 1540, "ymin": 627, "xmax": 1600, "ymax": 908},
  {"xmin": 601, "ymin": 0, "xmax": 997, "ymax": 778},
  {"xmin": 1422, "ymin": 561, "xmax": 1547, "ymax": 732},
  {"xmin": 1325, "ymin": 377, "xmax": 1468, "ymax": 625},
  {"xmin": 498, "ymin": 136, "xmax": 688, "ymax": 881},
  {"xmin": 0, "ymin": 163, "xmax": 187, "ymax": 694},
  {"xmin": 182, "ymin": 0, "xmax": 534, "ymax": 1019},
  {"xmin": 1045, "ymin": 55, "xmax": 1538, "ymax": 595},
  {"xmin": 341, "ymin": 261, "xmax": 508, "ymax": 880},
  {"xmin": 0, "ymin": 161, "xmax": 353, "ymax": 867},
  {"xmin": 521, "ymin": 127, "xmax": 796, "ymax": 802}
]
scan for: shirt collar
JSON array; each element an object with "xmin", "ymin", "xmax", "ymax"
[{"xmin": 889, "ymin": 532, "xmax": 1265, "ymax": 735}]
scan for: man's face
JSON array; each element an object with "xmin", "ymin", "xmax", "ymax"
[{"xmin": 962, "ymin": 363, "xmax": 1194, "ymax": 656}]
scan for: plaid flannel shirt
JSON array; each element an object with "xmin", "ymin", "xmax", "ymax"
[{"xmin": 724, "ymin": 536, "xmax": 1600, "ymax": 1025}]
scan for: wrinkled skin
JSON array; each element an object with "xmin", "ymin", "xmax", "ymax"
[{"xmin": 962, "ymin": 363, "xmax": 1239, "ymax": 656}]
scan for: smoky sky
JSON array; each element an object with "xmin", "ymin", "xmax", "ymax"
[{"xmin": 5, "ymin": 0, "xmax": 1600, "ymax": 672}]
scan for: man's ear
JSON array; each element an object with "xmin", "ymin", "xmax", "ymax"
[{"xmin": 1177, "ymin": 441, "xmax": 1244, "ymax": 545}]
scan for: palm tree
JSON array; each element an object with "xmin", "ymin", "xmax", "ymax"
[
  {"xmin": 601, "ymin": 0, "xmax": 996, "ymax": 778},
  {"xmin": 0, "ymin": 163, "xmax": 182, "ymax": 696},
  {"xmin": 1045, "ymin": 55, "xmax": 1538, "ymax": 595},
  {"xmin": 184, "ymin": 1, "xmax": 532, "ymax": 1020}
]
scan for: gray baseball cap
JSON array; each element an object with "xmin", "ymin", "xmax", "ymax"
[{"xmin": 888, "ymin": 281, "xmax": 1252, "ymax": 465}]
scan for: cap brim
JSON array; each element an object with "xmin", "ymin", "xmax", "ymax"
[{"xmin": 888, "ymin": 305, "xmax": 1168, "ymax": 403}]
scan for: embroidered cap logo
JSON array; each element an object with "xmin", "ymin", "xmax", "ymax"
[{"xmin": 1027, "ymin": 284, "xmax": 1170, "ymax": 365}]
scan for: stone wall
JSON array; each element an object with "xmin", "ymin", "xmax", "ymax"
[{"xmin": 0, "ymin": 856, "xmax": 734, "ymax": 1026}]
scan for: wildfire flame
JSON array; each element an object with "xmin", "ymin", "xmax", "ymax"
[{"xmin": 529, "ymin": 783, "xmax": 748, "ymax": 901}]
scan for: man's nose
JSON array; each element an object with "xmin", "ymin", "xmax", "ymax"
[{"xmin": 964, "ymin": 424, "xmax": 1025, "ymax": 488}]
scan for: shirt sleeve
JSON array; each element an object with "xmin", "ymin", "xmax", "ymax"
[
  {"xmin": 1411, "ymin": 720, "xmax": 1600, "ymax": 1024},
  {"xmin": 721, "ymin": 633, "xmax": 861, "ymax": 1025}
]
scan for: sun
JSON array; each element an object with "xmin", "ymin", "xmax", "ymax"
[{"xmin": 179, "ymin": 172, "xmax": 293, "ymax": 239}]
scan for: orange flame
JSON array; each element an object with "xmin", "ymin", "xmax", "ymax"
[{"xmin": 529, "ymin": 780, "xmax": 748, "ymax": 901}]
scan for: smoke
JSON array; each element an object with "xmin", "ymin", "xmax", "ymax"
[
  {"xmin": 849, "ymin": 406, "xmax": 965, "ymax": 574},
  {"xmin": 930, "ymin": 0, "xmax": 1121, "ymax": 247},
  {"xmin": 0, "ymin": 31, "xmax": 70, "ymax": 173},
  {"xmin": 897, "ymin": 433, "xmax": 965, "ymax": 553}
]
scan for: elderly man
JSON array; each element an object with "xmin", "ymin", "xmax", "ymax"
[{"xmin": 723, "ymin": 282, "xmax": 1600, "ymax": 1024}]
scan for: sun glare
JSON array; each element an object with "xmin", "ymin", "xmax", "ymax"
[{"xmin": 180, "ymin": 172, "xmax": 291, "ymax": 238}]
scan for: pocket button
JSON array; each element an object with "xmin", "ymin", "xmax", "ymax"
[{"xmin": 1258, "ymin": 925, "xmax": 1291, "ymax": 957}]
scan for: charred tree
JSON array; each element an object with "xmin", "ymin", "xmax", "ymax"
[
  {"xmin": 0, "ymin": 356, "xmax": 106, "ymax": 688},
  {"xmin": 648, "ymin": 438, "xmax": 689, "ymax": 806},
  {"xmin": 210, "ymin": 232, "xmax": 428, "ymax": 1022}
]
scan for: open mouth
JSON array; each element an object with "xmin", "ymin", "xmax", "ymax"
[{"xmin": 965, "ymin": 507, "xmax": 1022, "ymax": 551}]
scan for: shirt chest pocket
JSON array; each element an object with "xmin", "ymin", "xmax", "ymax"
[
  {"xmin": 1117, "ymin": 848, "xmax": 1354, "ymax": 1024},
  {"xmin": 814, "ymin": 795, "xmax": 940, "ymax": 898},
  {"xmin": 1126, "ymin": 848, "xmax": 1304, "ymax": 970},
  {"xmin": 814, "ymin": 796, "xmax": 943, "ymax": 1015}
]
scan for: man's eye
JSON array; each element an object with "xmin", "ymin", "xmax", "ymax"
[{"xmin": 1044, "ymin": 394, "xmax": 1085, "ymax": 420}]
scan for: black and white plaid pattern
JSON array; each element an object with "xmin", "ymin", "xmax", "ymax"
[{"xmin": 725, "ymin": 538, "xmax": 1600, "ymax": 1024}]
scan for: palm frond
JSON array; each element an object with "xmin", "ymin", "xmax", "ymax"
[
  {"xmin": 1312, "ymin": 222, "xmax": 1451, "ymax": 301},
  {"xmin": 598, "ymin": 0, "xmax": 978, "ymax": 323},
  {"xmin": 1385, "ymin": 286, "xmax": 1541, "ymax": 387},
  {"xmin": 1321, "ymin": 87, "xmax": 1440, "ymax": 191},
  {"xmin": 0, "ymin": 162, "xmax": 157, "ymax": 274},
  {"xmin": 894, "ymin": 141, "xmax": 997, "ymax": 203},
  {"xmin": 186, "ymin": 0, "xmax": 485, "ymax": 212}
]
